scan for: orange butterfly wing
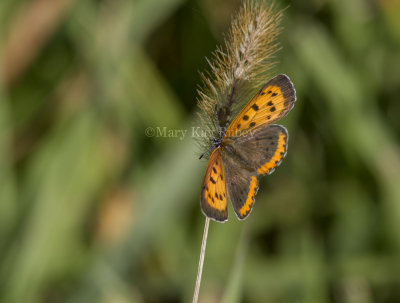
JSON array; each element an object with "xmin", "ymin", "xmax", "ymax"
[
  {"xmin": 216, "ymin": 75, "xmax": 295, "ymax": 220},
  {"xmin": 222, "ymin": 151, "xmax": 259, "ymax": 220},
  {"xmin": 200, "ymin": 149, "xmax": 228, "ymax": 222},
  {"xmin": 225, "ymin": 74, "xmax": 296, "ymax": 136},
  {"xmin": 221, "ymin": 125, "xmax": 288, "ymax": 220},
  {"xmin": 256, "ymin": 126, "xmax": 288, "ymax": 175}
]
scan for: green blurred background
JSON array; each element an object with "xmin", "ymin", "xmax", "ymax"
[{"xmin": 1, "ymin": 0, "xmax": 400, "ymax": 302}]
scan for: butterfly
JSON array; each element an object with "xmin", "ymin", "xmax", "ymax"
[{"xmin": 200, "ymin": 74, "xmax": 296, "ymax": 222}]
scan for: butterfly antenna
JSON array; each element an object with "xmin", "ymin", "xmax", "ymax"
[
  {"xmin": 199, "ymin": 144, "xmax": 215, "ymax": 160},
  {"xmin": 192, "ymin": 217, "xmax": 210, "ymax": 303}
]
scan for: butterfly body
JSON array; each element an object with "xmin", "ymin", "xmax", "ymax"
[{"xmin": 200, "ymin": 74, "xmax": 296, "ymax": 222}]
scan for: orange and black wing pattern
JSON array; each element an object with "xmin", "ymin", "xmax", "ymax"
[
  {"xmin": 217, "ymin": 74, "xmax": 295, "ymax": 220},
  {"xmin": 227, "ymin": 125, "xmax": 288, "ymax": 176},
  {"xmin": 200, "ymin": 149, "xmax": 228, "ymax": 222},
  {"xmin": 225, "ymin": 74, "xmax": 296, "ymax": 137},
  {"xmin": 221, "ymin": 125, "xmax": 288, "ymax": 220},
  {"xmin": 222, "ymin": 152, "xmax": 259, "ymax": 220}
]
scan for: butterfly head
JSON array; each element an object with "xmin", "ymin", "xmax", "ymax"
[
  {"xmin": 199, "ymin": 132, "xmax": 225, "ymax": 160},
  {"xmin": 212, "ymin": 137, "xmax": 223, "ymax": 148}
]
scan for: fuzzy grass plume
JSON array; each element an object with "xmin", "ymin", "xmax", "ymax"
[{"xmin": 197, "ymin": 0, "xmax": 284, "ymax": 159}]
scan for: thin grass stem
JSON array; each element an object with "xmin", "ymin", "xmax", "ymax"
[{"xmin": 192, "ymin": 217, "xmax": 210, "ymax": 303}]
